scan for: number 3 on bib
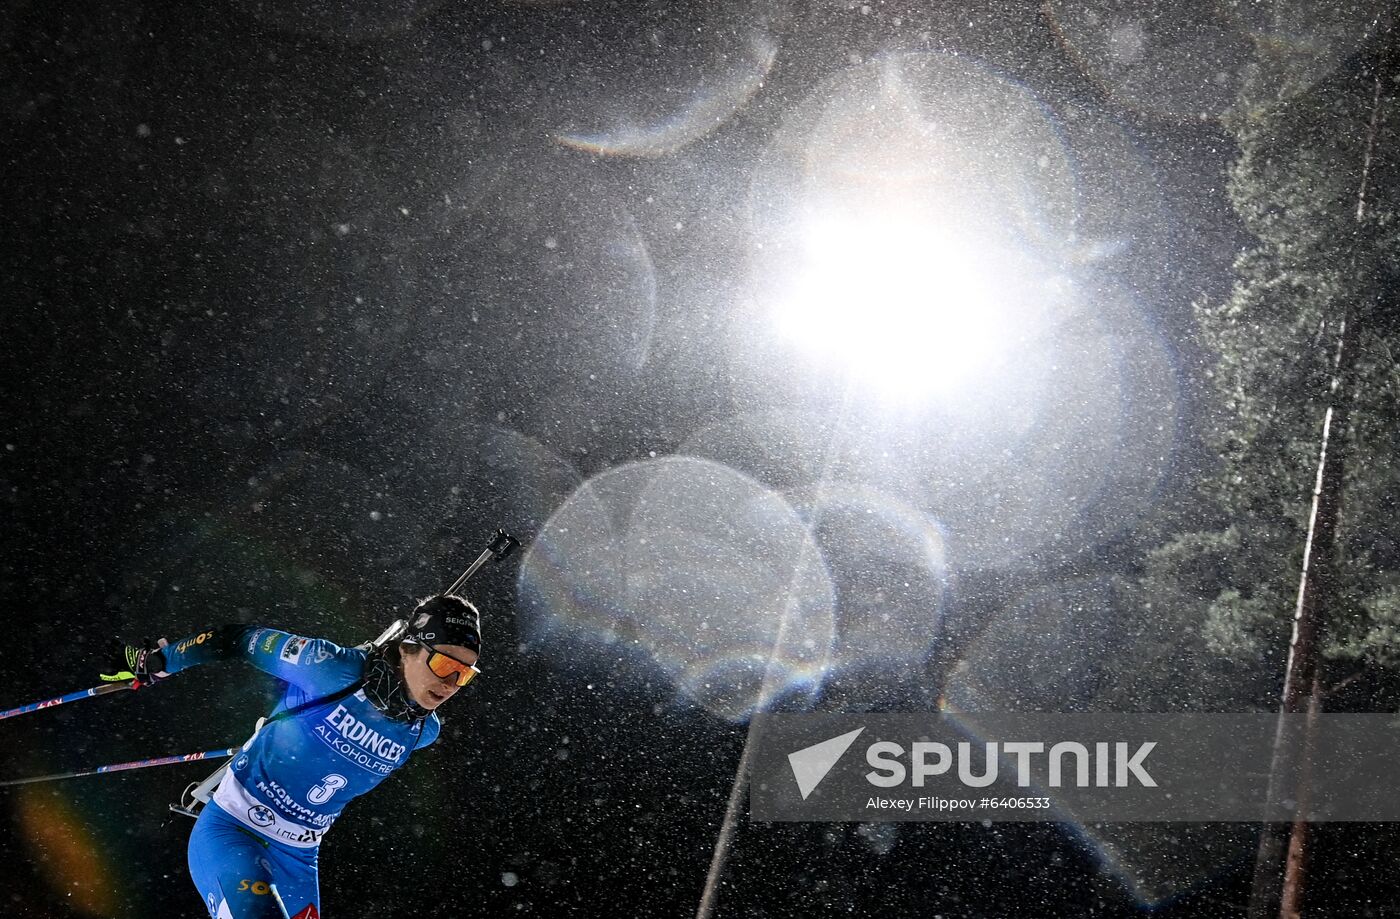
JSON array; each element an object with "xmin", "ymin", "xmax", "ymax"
[{"xmin": 307, "ymin": 774, "xmax": 347, "ymax": 805}]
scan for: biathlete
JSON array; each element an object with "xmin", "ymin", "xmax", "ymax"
[{"xmin": 105, "ymin": 594, "xmax": 482, "ymax": 919}]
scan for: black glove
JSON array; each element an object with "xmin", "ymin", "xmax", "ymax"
[{"xmin": 100, "ymin": 638, "xmax": 169, "ymax": 685}]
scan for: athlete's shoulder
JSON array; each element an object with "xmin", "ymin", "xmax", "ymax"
[
  {"xmin": 247, "ymin": 628, "xmax": 366, "ymax": 691},
  {"xmin": 249, "ymin": 628, "xmax": 359, "ymax": 662}
]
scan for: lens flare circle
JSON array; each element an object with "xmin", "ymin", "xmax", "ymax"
[
  {"xmin": 556, "ymin": 30, "xmax": 780, "ymax": 158},
  {"xmin": 17, "ymin": 788, "xmax": 121, "ymax": 917},
  {"xmin": 518, "ymin": 457, "xmax": 836, "ymax": 721},
  {"xmin": 725, "ymin": 266, "xmax": 1180, "ymax": 574},
  {"xmin": 749, "ymin": 51, "xmax": 1078, "ymax": 257},
  {"xmin": 1045, "ymin": 0, "xmax": 1382, "ymax": 121},
  {"xmin": 792, "ymin": 483, "xmax": 949, "ymax": 675},
  {"xmin": 543, "ymin": 0, "xmax": 788, "ymax": 157}
]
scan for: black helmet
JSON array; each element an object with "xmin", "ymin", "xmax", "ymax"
[{"xmin": 404, "ymin": 594, "xmax": 481, "ymax": 655}]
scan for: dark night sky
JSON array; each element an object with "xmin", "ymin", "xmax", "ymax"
[{"xmin": 3, "ymin": 1, "xmax": 1391, "ymax": 917}]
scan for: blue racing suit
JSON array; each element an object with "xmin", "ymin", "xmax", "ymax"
[{"xmin": 161, "ymin": 626, "xmax": 441, "ymax": 919}]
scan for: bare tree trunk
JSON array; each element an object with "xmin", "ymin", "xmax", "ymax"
[
  {"xmin": 1279, "ymin": 675, "xmax": 1323, "ymax": 919},
  {"xmin": 1245, "ymin": 315, "xmax": 1356, "ymax": 919}
]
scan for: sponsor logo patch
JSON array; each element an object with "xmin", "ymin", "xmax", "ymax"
[
  {"xmin": 177, "ymin": 631, "xmax": 214, "ymax": 654},
  {"xmin": 313, "ymin": 704, "xmax": 407, "ymax": 774},
  {"xmin": 280, "ymin": 637, "xmax": 309, "ymax": 664},
  {"xmin": 273, "ymin": 824, "xmax": 325, "ymax": 845},
  {"xmin": 253, "ymin": 777, "xmax": 335, "ymax": 828},
  {"xmin": 247, "ymin": 805, "xmax": 275, "ymax": 827},
  {"xmin": 261, "ymin": 633, "xmax": 278, "ymax": 654}
]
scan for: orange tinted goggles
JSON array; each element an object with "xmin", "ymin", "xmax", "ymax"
[{"xmin": 426, "ymin": 649, "xmax": 480, "ymax": 687}]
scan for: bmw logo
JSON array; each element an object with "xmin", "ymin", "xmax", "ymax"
[
  {"xmin": 248, "ymin": 805, "xmax": 275, "ymax": 827},
  {"xmin": 235, "ymin": 754, "xmax": 249, "ymax": 771}
]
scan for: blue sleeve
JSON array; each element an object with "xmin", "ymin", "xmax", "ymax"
[{"xmin": 161, "ymin": 625, "xmax": 364, "ymax": 696}]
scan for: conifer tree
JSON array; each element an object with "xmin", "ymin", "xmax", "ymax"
[
  {"xmin": 1141, "ymin": 30, "xmax": 1399, "ymax": 703},
  {"xmin": 1134, "ymin": 19, "xmax": 1397, "ymax": 917}
]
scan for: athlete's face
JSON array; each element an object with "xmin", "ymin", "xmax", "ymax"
[{"xmin": 401, "ymin": 643, "xmax": 479, "ymax": 710}]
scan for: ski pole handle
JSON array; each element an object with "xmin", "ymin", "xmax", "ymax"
[
  {"xmin": 0, "ymin": 680, "xmax": 136, "ymax": 722},
  {"xmin": 0, "ymin": 746, "xmax": 240, "ymax": 788},
  {"xmin": 445, "ymin": 529, "xmax": 520, "ymax": 596}
]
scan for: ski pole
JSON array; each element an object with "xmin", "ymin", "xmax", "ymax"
[
  {"xmin": 445, "ymin": 528, "xmax": 520, "ymax": 596},
  {"xmin": 0, "ymin": 746, "xmax": 240, "ymax": 788},
  {"xmin": 0, "ymin": 679, "xmax": 138, "ymax": 722}
]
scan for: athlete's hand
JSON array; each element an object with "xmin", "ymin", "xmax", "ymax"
[{"xmin": 100, "ymin": 637, "xmax": 170, "ymax": 685}]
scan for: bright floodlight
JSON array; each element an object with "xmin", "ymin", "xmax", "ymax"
[{"xmin": 771, "ymin": 214, "xmax": 1013, "ymax": 401}]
